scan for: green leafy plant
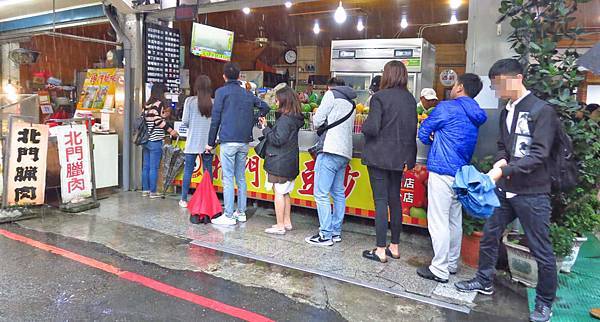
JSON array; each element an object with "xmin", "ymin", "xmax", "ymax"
[
  {"xmin": 472, "ymin": 155, "xmax": 495, "ymax": 174},
  {"xmin": 559, "ymin": 193, "xmax": 600, "ymax": 236},
  {"xmin": 498, "ymin": 0, "xmax": 599, "ymax": 256},
  {"xmin": 463, "ymin": 214, "xmax": 486, "ymax": 236},
  {"xmin": 550, "ymin": 224, "xmax": 575, "ymax": 258}
]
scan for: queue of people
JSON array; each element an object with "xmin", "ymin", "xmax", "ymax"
[{"xmin": 141, "ymin": 57, "xmax": 563, "ymax": 322}]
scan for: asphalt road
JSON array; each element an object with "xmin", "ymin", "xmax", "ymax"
[{"xmin": 0, "ymin": 224, "xmax": 344, "ymax": 322}]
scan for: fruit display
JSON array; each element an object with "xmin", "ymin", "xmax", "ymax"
[{"xmin": 302, "ymin": 103, "xmax": 313, "ymax": 113}]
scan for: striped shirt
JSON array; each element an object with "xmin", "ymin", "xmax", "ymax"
[{"xmin": 143, "ymin": 101, "xmax": 171, "ymax": 142}]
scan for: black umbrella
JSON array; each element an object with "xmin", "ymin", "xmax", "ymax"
[
  {"xmin": 578, "ymin": 42, "xmax": 600, "ymax": 75},
  {"xmin": 161, "ymin": 139, "xmax": 186, "ymax": 196}
]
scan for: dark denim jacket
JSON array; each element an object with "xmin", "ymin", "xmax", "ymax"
[{"xmin": 208, "ymin": 80, "xmax": 269, "ymax": 146}]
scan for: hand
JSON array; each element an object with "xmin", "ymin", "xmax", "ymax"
[
  {"xmin": 170, "ymin": 130, "xmax": 179, "ymax": 138},
  {"xmin": 493, "ymin": 159, "xmax": 508, "ymax": 169},
  {"xmin": 205, "ymin": 145, "xmax": 213, "ymax": 152},
  {"xmin": 487, "ymin": 168, "xmax": 503, "ymax": 182}
]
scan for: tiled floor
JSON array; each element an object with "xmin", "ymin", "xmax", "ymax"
[{"xmin": 78, "ymin": 192, "xmax": 478, "ymax": 310}]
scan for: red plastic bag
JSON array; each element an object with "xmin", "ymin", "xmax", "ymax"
[{"xmin": 187, "ymin": 171, "xmax": 222, "ymax": 224}]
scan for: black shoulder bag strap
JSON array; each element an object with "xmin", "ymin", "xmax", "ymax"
[{"xmin": 316, "ymin": 89, "xmax": 356, "ymax": 136}]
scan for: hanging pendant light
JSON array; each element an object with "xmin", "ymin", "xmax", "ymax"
[
  {"xmin": 357, "ymin": 18, "xmax": 365, "ymax": 31},
  {"xmin": 284, "ymin": 1, "xmax": 293, "ymax": 8},
  {"xmin": 334, "ymin": 1, "xmax": 347, "ymax": 24},
  {"xmin": 450, "ymin": 13, "xmax": 458, "ymax": 24},
  {"xmin": 400, "ymin": 17, "xmax": 408, "ymax": 29},
  {"xmin": 313, "ymin": 21, "xmax": 320, "ymax": 34}
]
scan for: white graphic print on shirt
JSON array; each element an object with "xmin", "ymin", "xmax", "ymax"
[{"xmin": 513, "ymin": 112, "xmax": 532, "ymax": 158}]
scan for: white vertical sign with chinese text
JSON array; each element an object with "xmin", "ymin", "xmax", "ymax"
[
  {"xmin": 55, "ymin": 125, "xmax": 93, "ymax": 203},
  {"xmin": 6, "ymin": 122, "xmax": 49, "ymax": 206}
]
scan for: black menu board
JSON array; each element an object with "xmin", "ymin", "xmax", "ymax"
[{"xmin": 144, "ymin": 23, "xmax": 181, "ymax": 93}]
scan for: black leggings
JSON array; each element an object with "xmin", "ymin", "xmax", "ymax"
[{"xmin": 367, "ymin": 167, "xmax": 403, "ymax": 248}]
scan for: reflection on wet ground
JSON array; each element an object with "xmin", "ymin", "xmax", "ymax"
[{"xmin": 13, "ymin": 198, "xmax": 530, "ymax": 321}]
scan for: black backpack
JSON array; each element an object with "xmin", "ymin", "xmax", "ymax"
[
  {"xmin": 529, "ymin": 102, "xmax": 578, "ymax": 192},
  {"xmin": 133, "ymin": 111, "xmax": 150, "ymax": 146}
]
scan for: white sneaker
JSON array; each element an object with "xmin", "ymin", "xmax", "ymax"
[
  {"xmin": 179, "ymin": 200, "xmax": 188, "ymax": 208},
  {"xmin": 141, "ymin": 191, "xmax": 150, "ymax": 197},
  {"xmin": 211, "ymin": 214, "xmax": 237, "ymax": 226},
  {"xmin": 235, "ymin": 211, "xmax": 247, "ymax": 223},
  {"xmin": 265, "ymin": 227, "xmax": 286, "ymax": 235},
  {"xmin": 149, "ymin": 192, "xmax": 162, "ymax": 199}
]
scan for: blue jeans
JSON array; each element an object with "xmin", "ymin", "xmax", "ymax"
[
  {"xmin": 314, "ymin": 153, "xmax": 349, "ymax": 239},
  {"xmin": 181, "ymin": 153, "xmax": 214, "ymax": 201},
  {"xmin": 142, "ymin": 140, "xmax": 163, "ymax": 193},
  {"xmin": 220, "ymin": 143, "xmax": 249, "ymax": 217}
]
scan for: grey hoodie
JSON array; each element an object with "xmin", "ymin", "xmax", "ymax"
[{"xmin": 313, "ymin": 86, "xmax": 357, "ymax": 160}]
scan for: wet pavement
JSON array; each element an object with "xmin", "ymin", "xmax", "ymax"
[
  {"xmin": 0, "ymin": 192, "xmax": 531, "ymax": 321},
  {"xmin": 0, "ymin": 225, "xmax": 342, "ymax": 321}
]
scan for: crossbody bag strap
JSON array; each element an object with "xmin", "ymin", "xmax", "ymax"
[{"xmin": 320, "ymin": 90, "xmax": 356, "ymax": 132}]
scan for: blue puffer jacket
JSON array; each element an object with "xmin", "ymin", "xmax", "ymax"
[{"xmin": 418, "ymin": 96, "xmax": 487, "ymax": 177}]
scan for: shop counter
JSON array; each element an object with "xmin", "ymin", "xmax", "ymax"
[{"xmin": 172, "ymin": 130, "xmax": 430, "ymax": 228}]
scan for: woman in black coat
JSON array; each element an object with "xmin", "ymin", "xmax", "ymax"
[
  {"xmin": 361, "ymin": 60, "xmax": 417, "ymax": 262},
  {"xmin": 258, "ymin": 86, "xmax": 305, "ymax": 235}
]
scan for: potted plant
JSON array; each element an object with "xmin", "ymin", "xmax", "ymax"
[
  {"xmin": 459, "ymin": 156, "xmax": 495, "ymax": 268},
  {"xmin": 498, "ymin": 0, "xmax": 599, "ymax": 286},
  {"xmin": 461, "ymin": 215, "xmax": 486, "ymax": 269},
  {"xmin": 557, "ymin": 193, "xmax": 600, "ymax": 272}
]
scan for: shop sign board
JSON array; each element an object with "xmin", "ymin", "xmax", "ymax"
[
  {"xmin": 5, "ymin": 122, "xmax": 49, "ymax": 206},
  {"xmin": 172, "ymin": 144, "xmax": 429, "ymax": 228},
  {"xmin": 77, "ymin": 68, "xmax": 119, "ymax": 111},
  {"xmin": 55, "ymin": 125, "xmax": 93, "ymax": 203}
]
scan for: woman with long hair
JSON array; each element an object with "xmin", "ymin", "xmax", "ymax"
[
  {"xmin": 142, "ymin": 83, "xmax": 178, "ymax": 199},
  {"xmin": 361, "ymin": 61, "xmax": 417, "ymax": 262},
  {"xmin": 258, "ymin": 86, "xmax": 305, "ymax": 234},
  {"xmin": 179, "ymin": 75, "xmax": 214, "ymax": 208}
]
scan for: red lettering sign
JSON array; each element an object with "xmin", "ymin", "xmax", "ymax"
[
  {"xmin": 65, "ymin": 146, "xmax": 83, "ymax": 163},
  {"xmin": 246, "ymin": 155, "xmax": 260, "ymax": 188},
  {"xmin": 67, "ymin": 177, "xmax": 85, "ymax": 193},
  {"xmin": 212, "ymin": 154, "xmax": 221, "ymax": 180},
  {"xmin": 343, "ymin": 165, "xmax": 360, "ymax": 197},
  {"xmin": 298, "ymin": 159, "xmax": 316, "ymax": 196},
  {"xmin": 66, "ymin": 161, "xmax": 84, "ymax": 178}
]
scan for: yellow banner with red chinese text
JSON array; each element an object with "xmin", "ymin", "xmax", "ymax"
[{"xmin": 173, "ymin": 143, "xmax": 428, "ymax": 228}]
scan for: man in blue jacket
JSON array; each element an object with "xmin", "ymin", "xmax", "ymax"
[
  {"xmin": 207, "ymin": 62, "xmax": 270, "ymax": 226},
  {"xmin": 416, "ymin": 73, "xmax": 487, "ymax": 283}
]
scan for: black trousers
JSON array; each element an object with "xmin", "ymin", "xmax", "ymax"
[
  {"xmin": 367, "ymin": 167, "xmax": 403, "ymax": 248},
  {"xmin": 476, "ymin": 190, "xmax": 557, "ymax": 306}
]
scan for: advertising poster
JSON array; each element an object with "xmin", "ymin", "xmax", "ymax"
[
  {"xmin": 5, "ymin": 122, "xmax": 49, "ymax": 206},
  {"xmin": 172, "ymin": 144, "xmax": 428, "ymax": 228},
  {"xmin": 55, "ymin": 125, "xmax": 93, "ymax": 203},
  {"xmin": 76, "ymin": 68, "xmax": 118, "ymax": 111}
]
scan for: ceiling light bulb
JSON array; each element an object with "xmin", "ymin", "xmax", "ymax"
[
  {"xmin": 400, "ymin": 17, "xmax": 408, "ymax": 29},
  {"xmin": 450, "ymin": 0, "xmax": 461, "ymax": 10},
  {"xmin": 313, "ymin": 21, "xmax": 320, "ymax": 34},
  {"xmin": 5, "ymin": 81, "xmax": 18, "ymax": 102},
  {"xmin": 334, "ymin": 1, "xmax": 347, "ymax": 24},
  {"xmin": 242, "ymin": 7, "xmax": 251, "ymax": 14},
  {"xmin": 450, "ymin": 13, "xmax": 458, "ymax": 24},
  {"xmin": 284, "ymin": 1, "xmax": 292, "ymax": 8},
  {"xmin": 357, "ymin": 18, "xmax": 365, "ymax": 31}
]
